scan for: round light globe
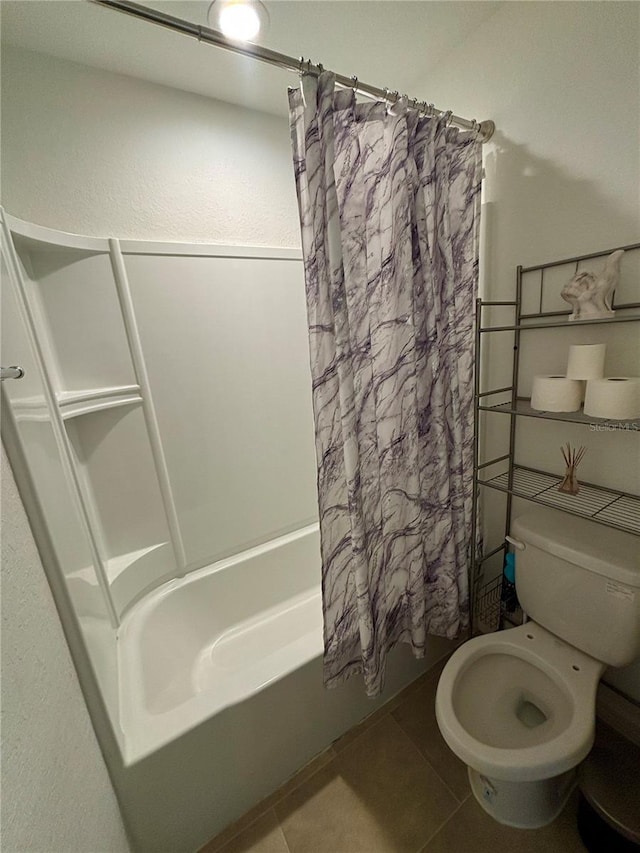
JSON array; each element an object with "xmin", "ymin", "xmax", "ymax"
[{"xmin": 218, "ymin": 3, "xmax": 261, "ymax": 41}]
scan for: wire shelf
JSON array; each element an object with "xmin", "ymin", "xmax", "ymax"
[
  {"xmin": 478, "ymin": 398, "xmax": 639, "ymax": 431},
  {"xmin": 480, "ymin": 466, "xmax": 640, "ymax": 535},
  {"xmin": 470, "ymin": 243, "xmax": 640, "ymax": 632},
  {"xmin": 480, "ymin": 312, "xmax": 640, "ymax": 333}
]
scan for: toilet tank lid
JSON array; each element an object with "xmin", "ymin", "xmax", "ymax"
[{"xmin": 511, "ymin": 508, "xmax": 640, "ymax": 587}]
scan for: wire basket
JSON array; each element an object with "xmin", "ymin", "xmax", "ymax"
[
  {"xmin": 474, "ymin": 574, "xmax": 503, "ymax": 634},
  {"xmin": 474, "ymin": 572, "xmax": 524, "ymax": 634}
]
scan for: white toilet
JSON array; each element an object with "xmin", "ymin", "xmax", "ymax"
[{"xmin": 435, "ymin": 507, "xmax": 640, "ymax": 829}]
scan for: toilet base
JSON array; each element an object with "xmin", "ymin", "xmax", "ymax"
[{"xmin": 468, "ymin": 766, "xmax": 577, "ymax": 829}]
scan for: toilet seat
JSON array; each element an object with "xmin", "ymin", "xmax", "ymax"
[{"xmin": 435, "ymin": 623, "xmax": 606, "ymax": 782}]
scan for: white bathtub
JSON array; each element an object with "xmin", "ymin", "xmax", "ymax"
[
  {"xmin": 119, "ymin": 524, "xmax": 323, "ymax": 763},
  {"xmin": 112, "ymin": 525, "xmax": 454, "ymax": 852}
]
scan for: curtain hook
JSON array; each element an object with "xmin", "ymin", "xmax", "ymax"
[
  {"xmin": 388, "ymin": 92, "xmax": 409, "ymax": 117},
  {"xmin": 386, "ymin": 90, "xmax": 399, "ymax": 115},
  {"xmin": 351, "ymin": 75, "xmax": 358, "ymax": 92}
]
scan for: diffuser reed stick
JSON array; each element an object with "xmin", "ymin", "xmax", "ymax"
[{"xmin": 558, "ymin": 443, "xmax": 587, "ymax": 495}]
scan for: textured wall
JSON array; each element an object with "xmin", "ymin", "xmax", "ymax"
[
  {"xmin": 418, "ymin": 1, "xmax": 640, "ymax": 284},
  {"xmin": 0, "ymin": 446, "xmax": 131, "ymax": 853},
  {"xmin": 0, "ymin": 46, "xmax": 301, "ymax": 248}
]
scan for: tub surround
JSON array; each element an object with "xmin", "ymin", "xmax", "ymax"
[{"xmin": 1, "ymin": 213, "xmax": 457, "ymax": 850}]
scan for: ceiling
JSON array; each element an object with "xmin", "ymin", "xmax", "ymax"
[{"xmin": 1, "ymin": 1, "xmax": 503, "ymax": 117}]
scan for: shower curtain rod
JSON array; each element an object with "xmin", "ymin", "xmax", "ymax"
[{"xmin": 90, "ymin": 0, "xmax": 495, "ymax": 142}]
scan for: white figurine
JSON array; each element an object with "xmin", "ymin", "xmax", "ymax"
[{"xmin": 561, "ymin": 249, "xmax": 624, "ymax": 321}]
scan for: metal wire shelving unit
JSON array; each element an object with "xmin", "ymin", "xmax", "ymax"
[{"xmin": 470, "ymin": 242, "xmax": 640, "ymax": 634}]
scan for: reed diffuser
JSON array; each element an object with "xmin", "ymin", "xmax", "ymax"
[{"xmin": 558, "ymin": 443, "xmax": 587, "ymax": 495}]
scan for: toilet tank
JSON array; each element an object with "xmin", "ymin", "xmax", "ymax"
[{"xmin": 511, "ymin": 508, "xmax": 640, "ymax": 667}]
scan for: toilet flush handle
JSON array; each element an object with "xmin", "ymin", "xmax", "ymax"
[{"xmin": 505, "ymin": 535, "xmax": 526, "ymax": 551}]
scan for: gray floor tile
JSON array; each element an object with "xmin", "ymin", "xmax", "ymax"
[
  {"xmin": 276, "ymin": 715, "xmax": 458, "ymax": 853},
  {"xmin": 200, "ymin": 749, "xmax": 336, "ymax": 851},
  {"xmin": 421, "ymin": 791, "xmax": 586, "ymax": 853},
  {"xmin": 392, "ymin": 659, "xmax": 469, "ymax": 801},
  {"xmin": 203, "ymin": 810, "xmax": 290, "ymax": 853}
]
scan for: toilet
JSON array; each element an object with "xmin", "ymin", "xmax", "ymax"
[{"xmin": 435, "ymin": 507, "xmax": 640, "ymax": 829}]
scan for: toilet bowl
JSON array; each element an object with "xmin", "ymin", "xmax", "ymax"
[
  {"xmin": 436, "ymin": 622, "xmax": 606, "ymax": 827},
  {"xmin": 434, "ymin": 508, "xmax": 639, "ymax": 829},
  {"xmin": 436, "ymin": 623, "xmax": 606, "ymax": 781}
]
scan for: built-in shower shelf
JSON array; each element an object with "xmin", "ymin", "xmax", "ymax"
[
  {"xmin": 69, "ymin": 542, "xmax": 171, "ymax": 586},
  {"xmin": 6, "ymin": 212, "xmax": 110, "ymax": 254},
  {"xmin": 478, "ymin": 465, "xmax": 640, "ymax": 536},
  {"xmin": 7, "ymin": 385, "xmax": 143, "ymax": 422},
  {"xmin": 57, "ymin": 385, "xmax": 142, "ymax": 419},
  {"xmin": 106, "ymin": 542, "xmax": 171, "ymax": 584}
]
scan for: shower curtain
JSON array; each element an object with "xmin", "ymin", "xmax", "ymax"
[{"xmin": 289, "ymin": 72, "xmax": 482, "ymax": 696}]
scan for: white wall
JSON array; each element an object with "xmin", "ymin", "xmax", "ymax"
[
  {"xmin": 422, "ymin": 1, "xmax": 639, "ymax": 283},
  {"xmin": 417, "ymin": 0, "xmax": 640, "ymax": 700},
  {"xmin": 0, "ymin": 446, "xmax": 131, "ymax": 853},
  {"xmin": 0, "ymin": 46, "xmax": 301, "ymax": 247}
]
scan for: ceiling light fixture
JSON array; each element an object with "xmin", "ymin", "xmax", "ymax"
[{"xmin": 207, "ymin": 0, "xmax": 269, "ymax": 43}]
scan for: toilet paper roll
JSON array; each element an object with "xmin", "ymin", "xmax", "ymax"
[
  {"xmin": 583, "ymin": 377, "xmax": 640, "ymax": 420},
  {"xmin": 566, "ymin": 344, "xmax": 606, "ymax": 380},
  {"xmin": 531, "ymin": 375, "xmax": 583, "ymax": 412}
]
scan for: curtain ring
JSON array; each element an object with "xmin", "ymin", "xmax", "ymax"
[
  {"xmin": 298, "ymin": 57, "xmax": 308, "ymax": 107},
  {"xmin": 470, "ymin": 118, "xmax": 480, "ymax": 137},
  {"xmin": 444, "ymin": 110, "xmax": 454, "ymax": 126},
  {"xmin": 351, "ymin": 75, "xmax": 358, "ymax": 92}
]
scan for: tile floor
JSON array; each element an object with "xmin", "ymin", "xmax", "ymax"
[{"xmin": 200, "ymin": 657, "xmax": 587, "ymax": 853}]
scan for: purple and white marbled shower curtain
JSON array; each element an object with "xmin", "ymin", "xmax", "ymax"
[{"xmin": 289, "ymin": 72, "xmax": 481, "ymax": 696}]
